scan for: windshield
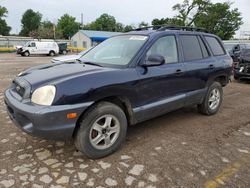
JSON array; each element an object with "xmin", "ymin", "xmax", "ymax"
[
  {"xmin": 80, "ymin": 35, "xmax": 148, "ymax": 67},
  {"xmin": 24, "ymin": 41, "xmax": 31, "ymax": 47},
  {"xmin": 224, "ymin": 43, "xmax": 236, "ymax": 51}
]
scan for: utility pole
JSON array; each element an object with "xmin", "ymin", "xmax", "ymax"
[{"xmin": 81, "ymin": 13, "xmax": 83, "ymax": 29}]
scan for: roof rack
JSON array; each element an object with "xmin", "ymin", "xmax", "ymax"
[{"xmin": 134, "ymin": 25, "xmax": 208, "ymax": 33}]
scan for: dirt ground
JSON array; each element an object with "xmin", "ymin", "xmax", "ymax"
[{"xmin": 0, "ymin": 53, "xmax": 250, "ymax": 188}]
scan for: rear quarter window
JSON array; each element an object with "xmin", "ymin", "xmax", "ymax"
[{"xmin": 205, "ymin": 36, "xmax": 225, "ymax": 56}]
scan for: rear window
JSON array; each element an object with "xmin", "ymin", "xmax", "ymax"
[
  {"xmin": 180, "ymin": 35, "xmax": 203, "ymax": 61},
  {"xmin": 205, "ymin": 36, "xmax": 225, "ymax": 56}
]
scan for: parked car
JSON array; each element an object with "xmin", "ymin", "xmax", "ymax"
[
  {"xmin": 51, "ymin": 48, "xmax": 91, "ymax": 63},
  {"xmin": 17, "ymin": 41, "xmax": 59, "ymax": 57},
  {"xmin": 224, "ymin": 43, "xmax": 237, "ymax": 57},
  {"xmin": 234, "ymin": 48, "xmax": 250, "ymax": 80},
  {"xmin": 238, "ymin": 48, "xmax": 250, "ymax": 63},
  {"xmin": 5, "ymin": 26, "xmax": 232, "ymax": 159},
  {"xmin": 57, "ymin": 42, "xmax": 69, "ymax": 55},
  {"xmin": 224, "ymin": 43, "xmax": 250, "ymax": 62}
]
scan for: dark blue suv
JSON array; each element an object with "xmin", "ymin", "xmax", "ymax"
[{"xmin": 4, "ymin": 26, "xmax": 233, "ymax": 158}]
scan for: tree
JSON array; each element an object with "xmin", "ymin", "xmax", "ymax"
[
  {"xmin": 20, "ymin": 9, "xmax": 42, "ymax": 36},
  {"xmin": 152, "ymin": 18, "xmax": 184, "ymax": 26},
  {"xmin": 173, "ymin": 0, "xmax": 210, "ymax": 26},
  {"xmin": 86, "ymin": 14, "xmax": 120, "ymax": 32},
  {"xmin": 138, "ymin": 22, "xmax": 149, "ymax": 28},
  {"xmin": 123, "ymin": 25, "xmax": 135, "ymax": 32},
  {"xmin": 0, "ymin": 6, "xmax": 11, "ymax": 35},
  {"xmin": 195, "ymin": 2, "xmax": 243, "ymax": 40},
  {"xmin": 37, "ymin": 20, "xmax": 55, "ymax": 39},
  {"xmin": 57, "ymin": 14, "xmax": 79, "ymax": 39}
]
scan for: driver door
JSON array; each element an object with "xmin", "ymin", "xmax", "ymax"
[{"xmin": 28, "ymin": 42, "xmax": 37, "ymax": 54}]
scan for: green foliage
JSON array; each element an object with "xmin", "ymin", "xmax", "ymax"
[
  {"xmin": 195, "ymin": 2, "xmax": 243, "ymax": 40},
  {"xmin": 84, "ymin": 14, "xmax": 124, "ymax": 32},
  {"xmin": 171, "ymin": 0, "xmax": 243, "ymax": 39},
  {"xmin": 152, "ymin": 18, "xmax": 184, "ymax": 26},
  {"xmin": 123, "ymin": 25, "xmax": 135, "ymax": 32},
  {"xmin": 173, "ymin": 0, "xmax": 210, "ymax": 26},
  {"xmin": 138, "ymin": 21, "xmax": 149, "ymax": 28},
  {"xmin": 57, "ymin": 14, "xmax": 79, "ymax": 39},
  {"xmin": 20, "ymin": 9, "xmax": 42, "ymax": 36},
  {"xmin": 0, "ymin": 6, "xmax": 11, "ymax": 35},
  {"xmin": 37, "ymin": 20, "xmax": 55, "ymax": 39}
]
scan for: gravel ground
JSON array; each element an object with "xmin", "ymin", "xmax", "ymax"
[{"xmin": 0, "ymin": 53, "xmax": 250, "ymax": 188}]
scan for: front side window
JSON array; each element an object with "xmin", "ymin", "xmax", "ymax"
[
  {"xmin": 180, "ymin": 35, "xmax": 203, "ymax": 61},
  {"xmin": 146, "ymin": 36, "xmax": 178, "ymax": 64},
  {"xmin": 80, "ymin": 35, "xmax": 148, "ymax": 67},
  {"xmin": 205, "ymin": 36, "xmax": 225, "ymax": 56}
]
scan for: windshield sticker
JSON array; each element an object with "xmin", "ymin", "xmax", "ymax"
[{"xmin": 129, "ymin": 36, "xmax": 147, "ymax": 41}]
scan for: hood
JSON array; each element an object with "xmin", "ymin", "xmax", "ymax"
[
  {"xmin": 51, "ymin": 54, "xmax": 81, "ymax": 63},
  {"xmin": 19, "ymin": 62, "xmax": 105, "ymax": 89}
]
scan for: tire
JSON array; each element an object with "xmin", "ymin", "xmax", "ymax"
[
  {"xmin": 74, "ymin": 102, "xmax": 127, "ymax": 159},
  {"xmin": 62, "ymin": 50, "xmax": 67, "ymax": 55},
  {"xmin": 198, "ymin": 82, "xmax": 223, "ymax": 115},
  {"xmin": 234, "ymin": 75, "xmax": 239, "ymax": 80},
  {"xmin": 24, "ymin": 51, "xmax": 30, "ymax": 57},
  {"xmin": 49, "ymin": 51, "xmax": 55, "ymax": 56}
]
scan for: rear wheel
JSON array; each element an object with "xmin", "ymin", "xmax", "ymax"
[
  {"xmin": 74, "ymin": 102, "xmax": 127, "ymax": 159},
  {"xmin": 198, "ymin": 82, "xmax": 223, "ymax": 115},
  {"xmin": 49, "ymin": 51, "xmax": 55, "ymax": 56},
  {"xmin": 62, "ymin": 50, "xmax": 67, "ymax": 55}
]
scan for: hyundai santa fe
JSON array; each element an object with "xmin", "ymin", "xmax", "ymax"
[{"xmin": 4, "ymin": 26, "xmax": 233, "ymax": 158}]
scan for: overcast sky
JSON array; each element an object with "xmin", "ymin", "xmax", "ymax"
[{"xmin": 1, "ymin": 0, "xmax": 250, "ymax": 36}]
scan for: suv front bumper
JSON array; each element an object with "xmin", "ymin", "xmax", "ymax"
[{"xmin": 4, "ymin": 89, "xmax": 92, "ymax": 140}]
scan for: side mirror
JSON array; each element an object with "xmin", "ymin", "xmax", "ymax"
[{"xmin": 143, "ymin": 54, "xmax": 165, "ymax": 67}]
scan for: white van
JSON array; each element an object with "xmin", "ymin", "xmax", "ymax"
[{"xmin": 17, "ymin": 41, "xmax": 59, "ymax": 56}]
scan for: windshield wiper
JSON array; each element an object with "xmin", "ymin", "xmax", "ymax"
[{"xmin": 83, "ymin": 61, "xmax": 103, "ymax": 67}]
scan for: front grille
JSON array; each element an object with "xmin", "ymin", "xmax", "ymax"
[{"xmin": 12, "ymin": 77, "xmax": 31, "ymax": 98}]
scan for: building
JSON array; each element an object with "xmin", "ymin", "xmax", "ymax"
[
  {"xmin": 71, "ymin": 30, "xmax": 122, "ymax": 49},
  {"xmin": 0, "ymin": 35, "xmax": 70, "ymax": 48}
]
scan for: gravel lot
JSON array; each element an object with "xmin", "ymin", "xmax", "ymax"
[{"xmin": 0, "ymin": 53, "xmax": 250, "ymax": 188}]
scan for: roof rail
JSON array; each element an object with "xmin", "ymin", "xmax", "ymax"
[{"xmin": 134, "ymin": 25, "xmax": 208, "ymax": 33}]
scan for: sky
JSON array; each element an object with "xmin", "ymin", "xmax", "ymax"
[{"xmin": 1, "ymin": 0, "xmax": 250, "ymax": 37}]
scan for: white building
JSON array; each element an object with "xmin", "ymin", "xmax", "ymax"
[{"xmin": 71, "ymin": 30, "xmax": 122, "ymax": 49}]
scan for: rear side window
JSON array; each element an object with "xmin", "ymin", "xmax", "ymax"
[
  {"xmin": 205, "ymin": 36, "xmax": 225, "ymax": 56},
  {"xmin": 180, "ymin": 35, "xmax": 203, "ymax": 61}
]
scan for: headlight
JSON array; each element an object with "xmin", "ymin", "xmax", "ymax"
[
  {"xmin": 31, "ymin": 85, "xmax": 56, "ymax": 106},
  {"xmin": 18, "ymin": 72, "xmax": 23, "ymax": 77}
]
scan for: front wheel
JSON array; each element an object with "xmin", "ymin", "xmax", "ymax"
[
  {"xmin": 198, "ymin": 82, "xmax": 223, "ymax": 115},
  {"xmin": 74, "ymin": 102, "xmax": 127, "ymax": 159},
  {"xmin": 24, "ymin": 51, "xmax": 30, "ymax": 57}
]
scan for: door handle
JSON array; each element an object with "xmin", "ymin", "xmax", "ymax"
[
  {"xmin": 209, "ymin": 64, "xmax": 215, "ymax": 69},
  {"xmin": 175, "ymin": 69, "xmax": 183, "ymax": 75}
]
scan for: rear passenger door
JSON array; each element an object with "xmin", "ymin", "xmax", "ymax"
[
  {"xmin": 179, "ymin": 34, "xmax": 214, "ymax": 105},
  {"xmin": 204, "ymin": 35, "xmax": 231, "ymax": 79}
]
